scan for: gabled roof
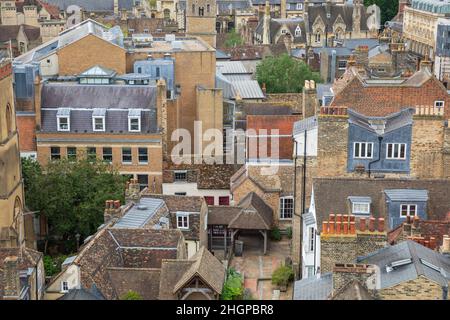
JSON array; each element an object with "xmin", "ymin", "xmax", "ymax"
[
  {"xmin": 229, "ymin": 192, "xmax": 274, "ymax": 230},
  {"xmin": 330, "ymin": 280, "xmax": 374, "ymax": 300},
  {"xmin": 58, "ymin": 285, "xmax": 105, "ymax": 300},
  {"xmin": 172, "ymin": 247, "xmax": 226, "ymax": 295},
  {"xmin": 78, "ymin": 65, "xmax": 117, "ymax": 78},
  {"xmin": 358, "ymin": 240, "xmax": 450, "ymax": 289},
  {"xmin": 347, "ymin": 108, "xmax": 414, "ymax": 135}
]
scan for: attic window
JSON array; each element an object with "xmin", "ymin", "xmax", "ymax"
[
  {"xmin": 385, "ymin": 258, "xmax": 413, "ymax": 273},
  {"xmin": 296, "ymin": 3, "xmax": 303, "ymax": 10},
  {"xmin": 295, "ymin": 26, "xmax": 301, "ymax": 37},
  {"xmin": 128, "ymin": 109, "xmax": 141, "ymax": 132},
  {"xmin": 348, "ymin": 196, "xmax": 371, "ymax": 215},
  {"xmin": 176, "ymin": 212, "xmax": 189, "ymax": 229},
  {"xmin": 57, "ymin": 108, "xmax": 70, "ymax": 131},
  {"xmin": 92, "ymin": 108, "xmax": 106, "ymax": 132}
]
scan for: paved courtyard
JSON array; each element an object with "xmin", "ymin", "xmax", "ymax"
[{"xmin": 229, "ymin": 234, "xmax": 293, "ymax": 300}]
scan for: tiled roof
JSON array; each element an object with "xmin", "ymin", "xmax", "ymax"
[
  {"xmin": 388, "ymin": 219, "xmax": 450, "ymax": 248},
  {"xmin": 208, "ymin": 206, "xmax": 242, "ymax": 225},
  {"xmin": 107, "ymin": 268, "xmax": 161, "ymax": 300},
  {"xmin": 42, "ymin": 0, "xmax": 134, "ymax": 12},
  {"xmin": 229, "ymin": 192, "xmax": 274, "ymax": 230},
  {"xmin": 358, "ymin": 240, "xmax": 450, "ymax": 289},
  {"xmin": 312, "ymin": 178, "xmax": 450, "ymax": 233},
  {"xmin": 330, "ymin": 280, "xmax": 374, "ymax": 300}
]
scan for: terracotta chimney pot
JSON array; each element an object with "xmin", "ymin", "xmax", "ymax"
[
  {"xmin": 369, "ymin": 217, "xmax": 375, "ymax": 232},
  {"xmin": 378, "ymin": 218, "xmax": 385, "ymax": 232},
  {"xmin": 359, "ymin": 218, "xmax": 366, "ymax": 232},
  {"xmin": 322, "ymin": 221, "xmax": 329, "ymax": 235},
  {"xmin": 350, "ymin": 221, "xmax": 356, "ymax": 234}
]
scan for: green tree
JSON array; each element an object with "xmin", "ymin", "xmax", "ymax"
[
  {"xmin": 224, "ymin": 29, "xmax": 244, "ymax": 48},
  {"xmin": 271, "ymin": 265, "xmax": 294, "ymax": 287},
  {"xmin": 22, "ymin": 158, "xmax": 127, "ymax": 251},
  {"xmin": 121, "ymin": 290, "xmax": 143, "ymax": 300},
  {"xmin": 256, "ymin": 54, "xmax": 321, "ymax": 94},
  {"xmin": 364, "ymin": 0, "xmax": 399, "ymax": 26},
  {"xmin": 221, "ymin": 268, "xmax": 244, "ymax": 300}
]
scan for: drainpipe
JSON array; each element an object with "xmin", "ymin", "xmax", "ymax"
[{"xmin": 368, "ymin": 136, "xmax": 383, "ymax": 178}]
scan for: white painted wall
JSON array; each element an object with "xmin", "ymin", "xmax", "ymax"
[
  {"xmin": 294, "ymin": 127, "xmax": 318, "ymax": 157},
  {"xmin": 301, "ymin": 188, "xmax": 320, "ymax": 279},
  {"xmin": 162, "ymin": 182, "xmax": 231, "ymax": 205},
  {"xmin": 39, "ymin": 53, "xmax": 59, "ymax": 76},
  {"xmin": 186, "ymin": 240, "xmax": 199, "ymax": 259}
]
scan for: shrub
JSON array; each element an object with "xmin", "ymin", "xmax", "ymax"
[
  {"xmin": 43, "ymin": 254, "xmax": 71, "ymax": 277},
  {"xmin": 270, "ymin": 227, "xmax": 282, "ymax": 241},
  {"xmin": 286, "ymin": 227, "xmax": 293, "ymax": 239},
  {"xmin": 221, "ymin": 269, "xmax": 244, "ymax": 300},
  {"xmin": 271, "ymin": 265, "xmax": 294, "ymax": 287},
  {"xmin": 121, "ymin": 290, "xmax": 143, "ymax": 300}
]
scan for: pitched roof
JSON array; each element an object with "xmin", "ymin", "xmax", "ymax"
[
  {"xmin": 172, "ymin": 247, "xmax": 226, "ymax": 295},
  {"xmin": 228, "ymin": 192, "xmax": 274, "ymax": 230},
  {"xmin": 293, "ymin": 116, "xmax": 318, "ymax": 135},
  {"xmin": 208, "ymin": 206, "xmax": 242, "ymax": 225},
  {"xmin": 312, "ymin": 177, "xmax": 450, "ymax": 232},
  {"xmin": 384, "ymin": 189, "xmax": 429, "ymax": 202},
  {"xmin": 293, "ymin": 273, "xmax": 333, "ymax": 300},
  {"xmin": 158, "ymin": 260, "xmax": 194, "ymax": 300},
  {"xmin": 388, "ymin": 219, "xmax": 450, "ymax": 248},
  {"xmin": 358, "ymin": 240, "xmax": 450, "ymax": 289},
  {"xmin": 107, "ymin": 268, "xmax": 161, "ymax": 300},
  {"xmin": 42, "ymin": 0, "xmax": 134, "ymax": 12},
  {"xmin": 330, "ymin": 280, "xmax": 374, "ymax": 300},
  {"xmin": 113, "ymin": 198, "xmax": 167, "ymax": 229},
  {"xmin": 58, "ymin": 286, "xmax": 105, "ymax": 300}
]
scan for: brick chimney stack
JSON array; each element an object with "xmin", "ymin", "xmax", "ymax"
[
  {"xmin": 2, "ymin": 256, "xmax": 21, "ymax": 299},
  {"xmin": 332, "ymin": 263, "xmax": 377, "ymax": 295},
  {"xmin": 125, "ymin": 178, "xmax": 141, "ymax": 204},
  {"xmin": 104, "ymin": 200, "xmax": 122, "ymax": 223},
  {"xmin": 441, "ymin": 235, "xmax": 450, "ymax": 254},
  {"xmin": 302, "ymin": 80, "xmax": 318, "ymax": 118},
  {"xmin": 354, "ymin": 45, "xmax": 369, "ymax": 71}
]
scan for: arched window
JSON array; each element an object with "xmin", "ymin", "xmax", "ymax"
[
  {"xmin": 6, "ymin": 103, "xmax": 13, "ymax": 136},
  {"xmin": 192, "ymin": 4, "xmax": 195, "ymax": 14},
  {"xmin": 199, "ymin": 6, "xmax": 204, "ymax": 16},
  {"xmin": 295, "ymin": 25, "xmax": 301, "ymax": 37},
  {"xmin": 207, "ymin": 4, "xmax": 210, "ymax": 13},
  {"xmin": 164, "ymin": 8, "xmax": 170, "ymax": 21}
]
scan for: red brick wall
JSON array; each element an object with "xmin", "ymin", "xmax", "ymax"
[{"xmin": 16, "ymin": 115, "xmax": 36, "ymax": 152}]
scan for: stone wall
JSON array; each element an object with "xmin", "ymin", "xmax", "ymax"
[{"xmin": 378, "ymin": 275, "xmax": 448, "ymax": 300}]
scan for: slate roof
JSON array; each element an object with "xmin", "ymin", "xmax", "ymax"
[
  {"xmin": 312, "ymin": 178, "xmax": 450, "ymax": 233},
  {"xmin": 293, "ymin": 116, "xmax": 318, "ymax": 135},
  {"xmin": 358, "ymin": 240, "xmax": 450, "ymax": 289},
  {"xmin": 42, "ymin": 0, "xmax": 134, "ymax": 12},
  {"xmin": 40, "ymin": 82, "xmax": 158, "ymax": 133},
  {"xmin": 0, "ymin": 25, "xmax": 40, "ymax": 43},
  {"xmin": 58, "ymin": 286, "xmax": 105, "ymax": 300},
  {"xmin": 347, "ymin": 108, "xmax": 414, "ymax": 135},
  {"xmin": 384, "ymin": 189, "xmax": 429, "ymax": 202},
  {"xmin": 293, "ymin": 273, "xmax": 333, "ymax": 300},
  {"xmin": 113, "ymin": 198, "xmax": 166, "ymax": 229},
  {"xmin": 217, "ymin": 61, "xmax": 250, "ymax": 75}
]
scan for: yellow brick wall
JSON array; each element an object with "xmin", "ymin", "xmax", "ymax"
[
  {"xmin": 379, "ymin": 275, "xmax": 448, "ymax": 300},
  {"xmin": 57, "ymin": 34, "xmax": 126, "ymax": 76}
]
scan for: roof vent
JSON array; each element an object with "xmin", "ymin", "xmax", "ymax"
[{"xmin": 137, "ymin": 205, "xmax": 148, "ymax": 210}]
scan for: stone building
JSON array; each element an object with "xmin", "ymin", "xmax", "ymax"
[
  {"xmin": 34, "ymin": 66, "xmax": 166, "ymax": 194},
  {"xmin": 185, "ymin": 0, "xmax": 217, "ymax": 47},
  {"xmin": 403, "ymin": 0, "xmax": 450, "ymax": 59},
  {"xmin": 0, "ymin": 58, "xmax": 32, "ymax": 248},
  {"xmin": 0, "ymin": 24, "xmax": 42, "ymax": 57},
  {"xmin": 254, "ymin": 0, "xmax": 381, "ymax": 48}
]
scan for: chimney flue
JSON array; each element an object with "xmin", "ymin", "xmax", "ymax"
[
  {"xmin": 359, "ymin": 218, "xmax": 366, "ymax": 232},
  {"xmin": 369, "ymin": 217, "xmax": 375, "ymax": 232},
  {"xmin": 378, "ymin": 218, "xmax": 385, "ymax": 232}
]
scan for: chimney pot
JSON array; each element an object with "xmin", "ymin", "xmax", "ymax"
[
  {"xmin": 349, "ymin": 215, "xmax": 355, "ymax": 223},
  {"xmin": 378, "ymin": 218, "xmax": 385, "ymax": 232},
  {"xmin": 329, "ymin": 213, "xmax": 335, "ymax": 222},
  {"xmin": 329, "ymin": 219, "xmax": 335, "ymax": 234},
  {"xmin": 369, "ymin": 217, "xmax": 375, "ymax": 232},
  {"xmin": 114, "ymin": 200, "xmax": 121, "ymax": 209},
  {"xmin": 429, "ymin": 237, "xmax": 436, "ymax": 250},
  {"xmin": 336, "ymin": 214, "xmax": 342, "ymax": 223},
  {"xmin": 343, "ymin": 222, "xmax": 348, "ymax": 234},
  {"xmin": 350, "ymin": 221, "xmax": 356, "ymax": 234},
  {"xmin": 336, "ymin": 220, "xmax": 341, "ymax": 234},
  {"xmin": 359, "ymin": 218, "xmax": 366, "ymax": 232},
  {"xmin": 323, "ymin": 221, "xmax": 329, "ymax": 235}
]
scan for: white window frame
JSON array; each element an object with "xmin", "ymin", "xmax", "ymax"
[
  {"xmin": 386, "ymin": 143, "xmax": 407, "ymax": 160},
  {"xmin": 295, "ymin": 26, "xmax": 301, "ymax": 37},
  {"xmin": 296, "ymin": 3, "xmax": 303, "ymax": 10},
  {"xmin": 176, "ymin": 212, "xmax": 189, "ymax": 229},
  {"xmin": 280, "ymin": 196, "xmax": 294, "ymax": 220},
  {"xmin": 315, "ymin": 33, "xmax": 321, "ymax": 43},
  {"xmin": 128, "ymin": 117, "xmax": 141, "ymax": 132},
  {"xmin": 57, "ymin": 116, "xmax": 70, "ymax": 131},
  {"xmin": 122, "ymin": 147, "xmax": 132, "ymax": 164},
  {"xmin": 61, "ymin": 281, "xmax": 69, "ymax": 293},
  {"xmin": 352, "ymin": 202, "xmax": 370, "ymax": 214},
  {"xmin": 138, "ymin": 147, "xmax": 148, "ymax": 164},
  {"xmin": 92, "ymin": 116, "xmax": 105, "ymax": 132},
  {"xmin": 400, "ymin": 204, "xmax": 417, "ymax": 217},
  {"xmin": 434, "ymin": 100, "xmax": 444, "ymax": 109},
  {"xmin": 353, "ymin": 142, "xmax": 373, "ymax": 159}
]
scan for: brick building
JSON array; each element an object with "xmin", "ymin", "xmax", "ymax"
[{"xmin": 34, "ymin": 66, "xmax": 166, "ymax": 193}]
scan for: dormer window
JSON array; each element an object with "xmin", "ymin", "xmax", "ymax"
[
  {"xmin": 176, "ymin": 212, "xmax": 189, "ymax": 229},
  {"xmin": 57, "ymin": 108, "xmax": 70, "ymax": 131},
  {"xmin": 128, "ymin": 109, "xmax": 141, "ymax": 132},
  {"xmin": 400, "ymin": 204, "xmax": 417, "ymax": 217},
  {"xmin": 348, "ymin": 196, "xmax": 371, "ymax": 216},
  {"xmin": 434, "ymin": 101, "xmax": 444, "ymax": 109},
  {"xmin": 92, "ymin": 108, "xmax": 106, "ymax": 132},
  {"xmin": 296, "ymin": 3, "xmax": 303, "ymax": 10}
]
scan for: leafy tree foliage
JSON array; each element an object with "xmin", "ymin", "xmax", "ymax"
[
  {"xmin": 22, "ymin": 158, "xmax": 126, "ymax": 246},
  {"xmin": 256, "ymin": 54, "xmax": 321, "ymax": 94},
  {"xmin": 221, "ymin": 268, "xmax": 244, "ymax": 300},
  {"xmin": 224, "ymin": 29, "xmax": 244, "ymax": 48},
  {"xmin": 364, "ymin": 0, "xmax": 399, "ymax": 26},
  {"xmin": 271, "ymin": 265, "xmax": 294, "ymax": 287}
]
